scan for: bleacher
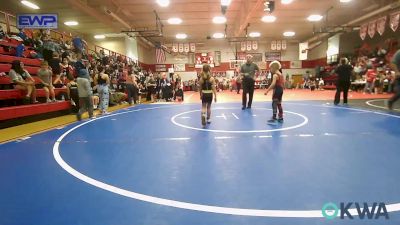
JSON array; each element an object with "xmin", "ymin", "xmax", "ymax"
[
  {"xmin": 0, "ymin": 10, "xmax": 137, "ymax": 127},
  {"xmin": 0, "ymin": 44, "xmax": 70, "ymax": 122},
  {"xmin": 321, "ymin": 74, "xmax": 338, "ymax": 90}
]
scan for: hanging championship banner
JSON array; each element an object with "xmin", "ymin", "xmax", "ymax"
[
  {"xmin": 271, "ymin": 40, "xmax": 277, "ymax": 50},
  {"xmin": 360, "ymin": 23, "xmax": 368, "ymax": 40},
  {"xmin": 368, "ymin": 20, "xmax": 377, "ymax": 38},
  {"xmin": 390, "ymin": 11, "xmax": 400, "ymax": 32},
  {"xmin": 172, "ymin": 43, "xmax": 178, "ymax": 52},
  {"xmin": 376, "ymin": 16, "xmax": 387, "ymax": 36},
  {"xmin": 252, "ymin": 41, "xmax": 258, "ymax": 50},
  {"xmin": 299, "ymin": 42, "xmax": 308, "ymax": 60},
  {"xmin": 241, "ymin": 42, "xmax": 246, "ymax": 51},
  {"xmin": 184, "ymin": 43, "xmax": 190, "ymax": 53},
  {"xmin": 246, "ymin": 41, "xmax": 252, "ymax": 51},
  {"xmin": 276, "ymin": 41, "xmax": 281, "ymax": 51},
  {"xmin": 281, "ymin": 40, "xmax": 287, "ymax": 50},
  {"xmin": 190, "ymin": 43, "xmax": 196, "ymax": 52},
  {"xmin": 265, "ymin": 52, "xmax": 281, "ymax": 61},
  {"xmin": 178, "ymin": 43, "xmax": 184, "ymax": 53}
]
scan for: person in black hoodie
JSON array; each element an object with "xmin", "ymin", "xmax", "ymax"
[{"xmin": 334, "ymin": 58, "xmax": 353, "ymax": 105}]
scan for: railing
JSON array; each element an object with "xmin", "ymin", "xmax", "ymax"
[{"xmin": 0, "ymin": 10, "xmax": 135, "ymax": 63}]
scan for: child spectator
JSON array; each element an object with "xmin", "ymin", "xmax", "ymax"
[
  {"xmin": 94, "ymin": 65, "xmax": 110, "ymax": 115},
  {"xmin": 364, "ymin": 65, "xmax": 376, "ymax": 94},
  {"xmin": 61, "ymin": 57, "xmax": 73, "ymax": 79},
  {"xmin": 37, "ymin": 61, "xmax": 56, "ymax": 103}
]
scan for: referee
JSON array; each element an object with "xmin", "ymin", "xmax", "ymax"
[
  {"xmin": 334, "ymin": 57, "xmax": 353, "ymax": 106},
  {"xmin": 240, "ymin": 55, "xmax": 259, "ymax": 110}
]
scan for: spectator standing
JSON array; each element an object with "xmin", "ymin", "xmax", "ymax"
[
  {"xmin": 94, "ymin": 66, "xmax": 110, "ymax": 115},
  {"xmin": 125, "ymin": 71, "xmax": 139, "ymax": 105},
  {"xmin": 146, "ymin": 74, "xmax": 157, "ymax": 102},
  {"xmin": 388, "ymin": 50, "xmax": 400, "ymax": 110},
  {"xmin": 76, "ymin": 69, "xmax": 94, "ymax": 120},
  {"xmin": 334, "ymin": 58, "xmax": 353, "ymax": 105},
  {"xmin": 364, "ymin": 64, "xmax": 376, "ymax": 94},
  {"xmin": 49, "ymin": 52, "xmax": 62, "ymax": 86}
]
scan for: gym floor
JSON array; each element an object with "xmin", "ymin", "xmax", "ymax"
[{"xmin": 1, "ymin": 90, "xmax": 399, "ymax": 225}]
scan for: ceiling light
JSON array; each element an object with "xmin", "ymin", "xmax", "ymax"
[
  {"xmin": 64, "ymin": 21, "xmax": 78, "ymax": 26},
  {"xmin": 307, "ymin": 15, "xmax": 323, "ymax": 22},
  {"xmin": 281, "ymin": 0, "xmax": 293, "ymax": 4},
  {"xmin": 176, "ymin": 33, "xmax": 187, "ymax": 39},
  {"xmin": 283, "ymin": 31, "xmax": 295, "ymax": 37},
  {"xmin": 212, "ymin": 16, "xmax": 227, "ymax": 24},
  {"xmin": 94, "ymin": 35, "xmax": 106, "ymax": 39},
  {"xmin": 261, "ymin": 15, "xmax": 276, "ymax": 23},
  {"xmin": 221, "ymin": 0, "xmax": 231, "ymax": 6},
  {"xmin": 249, "ymin": 32, "xmax": 261, "ymax": 38},
  {"xmin": 340, "ymin": 0, "xmax": 352, "ymax": 2},
  {"xmin": 213, "ymin": 33, "xmax": 225, "ymax": 39},
  {"xmin": 156, "ymin": 0, "xmax": 169, "ymax": 7},
  {"xmin": 167, "ymin": 18, "xmax": 182, "ymax": 25},
  {"xmin": 21, "ymin": 1, "xmax": 40, "ymax": 9}
]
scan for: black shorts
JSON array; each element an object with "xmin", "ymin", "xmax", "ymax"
[
  {"xmin": 272, "ymin": 86, "xmax": 283, "ymax": 102},
  {"xmin": 202, "ymin": 93, "xmax": 213, "ymax": 104},
  {"xmin": 148, "ymin": 86, "xmax": 156, "ymax": 94},
  {"xmin": 36, "ymin": 83, "xmax": 45, "ymax": 89}
]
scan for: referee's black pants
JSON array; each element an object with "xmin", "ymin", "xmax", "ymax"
[
  {"xmin": 334, "ymin": 81, "xmax": 350, "ymax": 105},
  {"xmin": 242, "ymin": 77, "xmax": 255, "ymax": 108}
]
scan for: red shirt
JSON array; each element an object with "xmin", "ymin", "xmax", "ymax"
[
  {"xmin": 366, "ymin": 69, "xmax": 376, "ymax": 83},
  {"xmin": 275, "ymin": 73, "xmax": 284, "ymax": 88}
]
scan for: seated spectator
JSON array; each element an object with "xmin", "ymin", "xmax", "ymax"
[
  {"xmin": 8, "ymin": 60, "xmax": 37, "ymax": 103},
  {"xmin": 16, "ymin": 43, "xmax": 25, "ymax": 57},
  {"xmin": 109, "ymin": 88, "xmax": 127, "ymax": 106},
  {"xmin": 49, "ymin": 52, "xmax": 62, "ymax": 86},
  {"xmin": 61, "ymin": 57, "xmax": 74, "ymax": 79},
  {"xmin": 17, "ymin": 28, "xmax": 32, "ymax": 46},
  {"xmin": 37, "ymin": 61, "xmax": 56, "ymax": 102},
  {"xmin": 0, "ymin": 26, "xmax": 7, "ymax": 40}
]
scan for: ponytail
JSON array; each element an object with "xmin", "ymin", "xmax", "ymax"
[{"xmin": 202, "ymin": 71, "xmax": 211, "ymax": 81}]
